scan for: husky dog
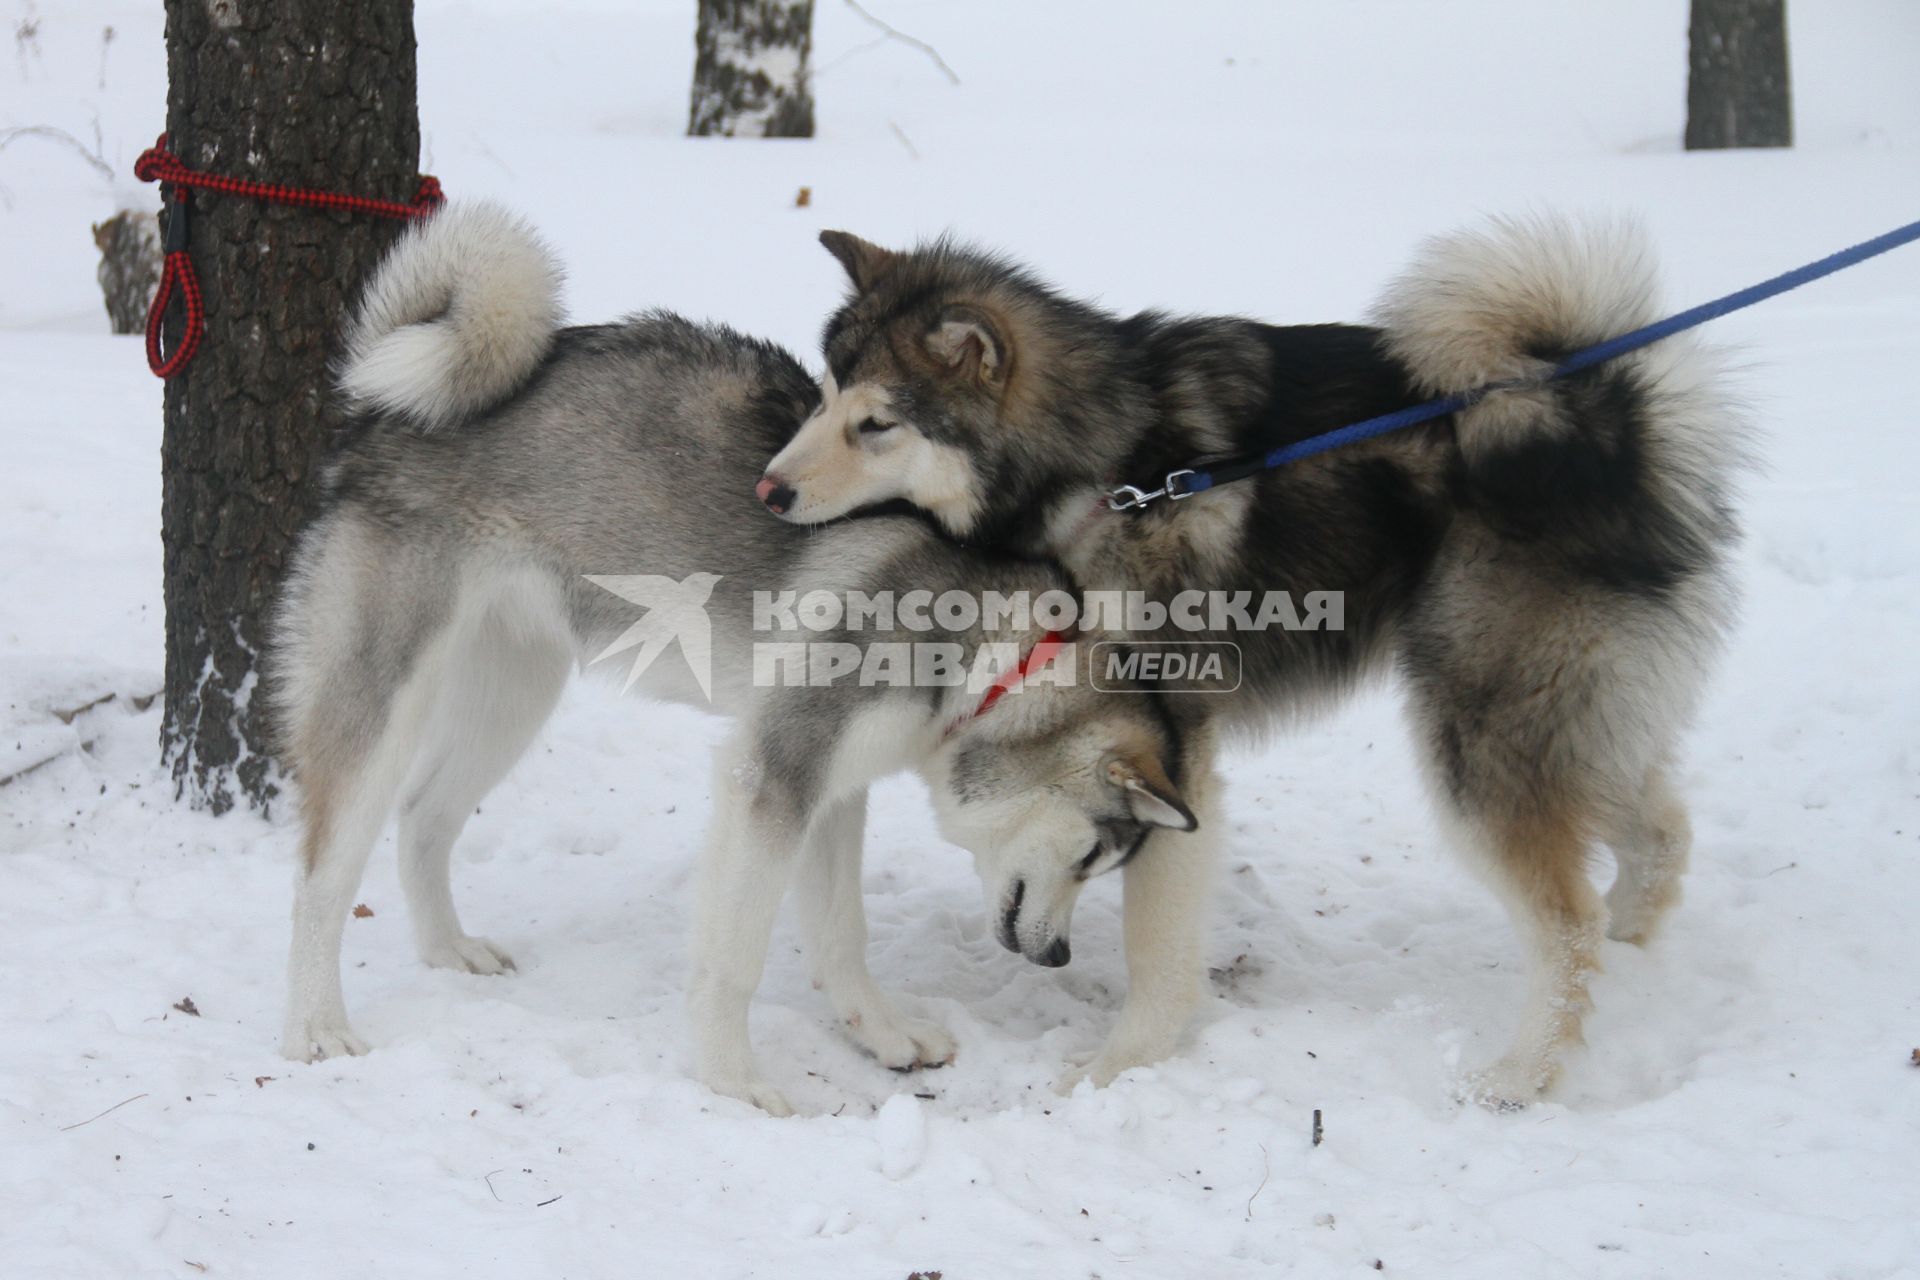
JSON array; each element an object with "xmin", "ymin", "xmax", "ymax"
[
  {"xmin": 272, "ymin": 204, "xmax": 1210, "ymax": 1115},
  {"xmin": 756, "ymin": 218, "xmax": 1747, "ymax": 1103}
]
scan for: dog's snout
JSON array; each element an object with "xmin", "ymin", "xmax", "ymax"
[
  {"xmin": 996, "ymin": 878, "xmax": 1026, "ymax": 952},
  {"xmin": 756, "ymin": 474, "xmax": 796, "ymax": 515},
  {"xmin": 996, "ymin": 878, "xmax": 1067, "ymax": 966}
]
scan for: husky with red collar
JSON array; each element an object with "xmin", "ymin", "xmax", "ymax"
[
  {"xmin": 270, "ymin": 204, "xmax": 1210, "ymax": 1114},
  {"xmin": 757, "ymin": 218, "xmax": 1748, "ymax": 1105}
]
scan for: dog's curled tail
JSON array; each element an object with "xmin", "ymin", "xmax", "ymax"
[
  {"xmin": 1374, "ymin": 213, "xmax": 1749, "ymax": 589},
  {"xmin": 1373, "ymin": 211, "xmax": 1746, "ymax": 484},
  {"xmin": 1373, "ymin": 214, "xmax": 1662, "ymax": 398},
  {"xmin": 338, "ymin": 201, "xmax": 564, "ymax": 430}
]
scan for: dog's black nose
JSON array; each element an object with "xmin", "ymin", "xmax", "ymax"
[
  {"xmin": 1038, "ymin": 937, "xmax": 1071, "ymax": 968},
  {"xmin": 756, "ymin": 474, "xmax": 796, "ymax": 515}
]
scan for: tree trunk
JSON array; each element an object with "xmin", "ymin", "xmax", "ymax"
[
  {"xmin": 93, "ymin": 208, "xmax": 162, "ymax": 335},
  {"xmin": 158, "ymin": 0, "xmax": 423, "ymax": 814},
  {"xmin": 688, "ymin": 0, "xmax": 815, "ymax": 138},
  {"xmin": 1685, "ymin": 0, "xmax": 1793, "ymax": 150}
]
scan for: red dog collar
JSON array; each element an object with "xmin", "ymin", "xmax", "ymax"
[{"xmin": 946, "ymin": 629, "xmax": 1073, "ymax": 737}]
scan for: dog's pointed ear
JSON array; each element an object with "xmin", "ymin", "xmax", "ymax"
[
  {"xmin": 819, "ymin": 230, "xmax": 895, "ymax": 292},
  {"xmin": 1105, "ymin": 753, "xmax": 1198, "ymax": 832},
  {"xmin": 924, "ymin": 306, "xmax": 1008, "ymax": 388}
]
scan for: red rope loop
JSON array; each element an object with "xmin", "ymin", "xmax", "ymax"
[
  {"xmin": 145, "ymin": 243, "xmax": 204, "ymax": 380},
  {"xmin": 133, "ymin": 133, "xmax": 445, "ymax": 379}
]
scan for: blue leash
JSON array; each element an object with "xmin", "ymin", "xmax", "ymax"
[{"xmin": 1107, "ymin": 215, "xmax": 1920, "ymax": 510}]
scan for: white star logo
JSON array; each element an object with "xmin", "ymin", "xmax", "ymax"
[{"xmin": 583, "ymin": 572, "xmax": 722, "ymax": 700}]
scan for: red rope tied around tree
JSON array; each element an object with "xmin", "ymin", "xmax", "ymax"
[{"xmin": 132, "ymin": 133, "xmax": 445, "ymax": 379}]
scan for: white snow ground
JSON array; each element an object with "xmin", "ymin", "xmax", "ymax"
[{"xmin": 4, "ymin": 2, "xmax": 1919, "ymax": 1276}]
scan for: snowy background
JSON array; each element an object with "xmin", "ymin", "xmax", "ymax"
[{"xmin": 4, "ymin": 1, "xmax": 1918, "ymax": 1275}]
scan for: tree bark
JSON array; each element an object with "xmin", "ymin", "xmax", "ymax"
[
  {"xmin": 1686, "ymin": 0, "xmax": 1793, "ymax": 150},
  {"xmin": 689, "ymin": 0, "xmax": 815, "ymax": 138},
  {"xmin": 158, "ymin": 0, "xmax": 423, "ymax": 814}
]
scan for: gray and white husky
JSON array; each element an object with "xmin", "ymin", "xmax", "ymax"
[
  {"xmin": 757, "ymin": 219, "xmax": 1750, "ymax": 1103},
  {"xmin": 271, "ymin": 204, "xmax": 1208, "ymax": 1114}
]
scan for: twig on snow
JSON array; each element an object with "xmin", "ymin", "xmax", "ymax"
[
  {"xmin": 60, "ymin": 1092, "xmax": 149, "ymax": 1131},
  {"xmin": 1245, "ymin": 1143, "xmax": 1269, "ymax": 1221},
  {"xmin": 842, "ymin": 0, "xmax": 960, "ymax": 85},
  {"xmin": 0, "ymin": 740, "xmax": 99, "ymax": 789}
]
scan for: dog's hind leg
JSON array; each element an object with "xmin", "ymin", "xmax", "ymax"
[
  {"xmin": 278, "ymin": 523, "xmax": 460, "ymax": 1062},
  {"xmin": 282, "ymin": 637, "xmax": 448, "ymax": 1063},
  {"xmin": 1600, "ymin": 763, "xmax": 1692, "ymax": 945},
  {"xmin": 397, "ymin": 579, "xmax": 571, "ymax": 975},
  {"xmin": 791, "ymin": 789, "xmax": 956, "ymax": 1072},
  {"xmin": 1449, "ymin": 803, "xmax": 1606, "ymax": 1108},
  {"xmin": 686, "ymin": 730, "xmax": 808, "ymax": 1116}
]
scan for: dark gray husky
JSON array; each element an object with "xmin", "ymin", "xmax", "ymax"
[
  {"xmin": 272, "ymin": 204, "xmax": 1208, "ymax": 1115},
  {"xmin": 757, "ymin": 218, "xmax": 1748, "ymax": 1103}
]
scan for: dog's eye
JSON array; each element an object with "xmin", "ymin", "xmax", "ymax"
[
  {"xmin": 858, "ymin": 418, "xmax": 896, "ymax": 436},
  {"xmin": 1077, "ymin": 843, "xmax": 1104, "ymax": 875}
]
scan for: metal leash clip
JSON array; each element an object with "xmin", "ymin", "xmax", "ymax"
[{"xmin": 1106, "ymin": 469, "xmax": 1196, "ymax": 512}]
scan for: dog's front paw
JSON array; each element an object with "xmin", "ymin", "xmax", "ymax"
[
  {"xmin": 281, "ymin": 1016, "xmax": 370, "ymax": 1063},
  {"xmin": 1055, "ymin": 1050, "xmax": 1132, "ymax": 1095},
  {"xmin": 1456, "ymin": 1057, "xmax": 1555, "ymax": 1112},
  {"xmin": 1062, "ymin": 1059, "xmax": 1120, "ymax": 1093},
  {"xmin": 1061, "ymin": 1022, "xmax": 1177, "ymax": 1093},
  {"xmin": 844, "ymin": 1006, "xmax": 956, "ymax": 1073},
  {"xmin": 422, "ymin": 934, "xmax": 516, "ymax": 976},
  {"xmin": 704, "ymin": 1076, "xmax": 795, "ymax": 1118}
]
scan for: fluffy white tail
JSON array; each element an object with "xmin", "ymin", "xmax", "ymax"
[
  {"xmin": 338, "ymin": 202, "xmax": 564, "ymax": 430},
  {"xmin": 1373, "ymin": 213, "xmax": 1749, "ymax": 569},
  {"xmin": 1371, "ymin": 213, "xmax": 1659, "ymax": 397}
]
